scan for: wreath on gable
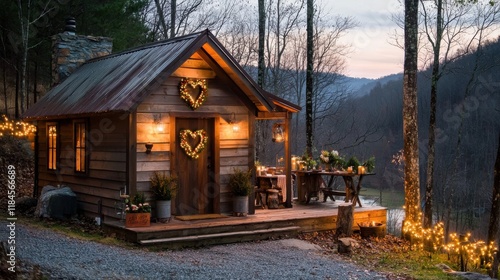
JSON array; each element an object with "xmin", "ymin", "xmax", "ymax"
[
  {"xmin": 179, "ymin": 78, "xmax": 208, "ymax": 110},
  {"xmin": 179, "ymin": 129, "xmax": 208, "ymax": 159}
]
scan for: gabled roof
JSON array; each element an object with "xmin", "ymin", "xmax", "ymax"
[{"xmin": 23, "ymin": 30, "xmax": 299, "ymax": 120}]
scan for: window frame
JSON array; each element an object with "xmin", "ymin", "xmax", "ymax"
[
  {"xmin": 73, "ymin": 119, "xmax": 88, "ymax": 174},
  {"xmin": 46, "ymin": 122, "xmax": 59, "ymax": 171}
]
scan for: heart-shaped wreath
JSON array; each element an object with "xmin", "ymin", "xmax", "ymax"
[
  {"xmin": 179, "ymin": 129, "xmax": 208, "ymax": 159},
  {"xmin": 179, "ymin": 78, "xmax": 208, "ymax": 110}
]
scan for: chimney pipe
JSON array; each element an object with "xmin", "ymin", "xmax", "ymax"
[{"xmin": 64, "ymin": 17, "xmax": 76, "ymax": 35}]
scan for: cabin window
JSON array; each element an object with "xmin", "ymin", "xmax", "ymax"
[
  {"xmin": 47, "ymin": 123, "xmax": 58, "ymax": 170},
  {"xmin": 74, "ymin": 120, "xmax": 87, "ymax": 173}
]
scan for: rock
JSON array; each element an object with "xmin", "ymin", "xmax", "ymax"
[
  {"xmin": 34, "ymin": 185, "xmax": 77, "ymax": 220},
  {"xmin": 15, "ymin": 196, "xmax": 38, "ymax": 215},
  {"xmin": 337, "ymin": 237, "xmax": 359, "ymax": 254}
]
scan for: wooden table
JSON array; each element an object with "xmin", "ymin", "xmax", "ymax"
[{"xmin": 293, "ymin": 170, "xmax": 374, "ymax": 207}]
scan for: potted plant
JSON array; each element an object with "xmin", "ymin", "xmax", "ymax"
[
  {"xmin": 150, "ymin": 171, "xmax": 177, "ymax": 222},
  {"xmin": 125, "ymin": 192, "xmax": 151, "ymax": 228},
  {"xmin": 228, "ymin": 168, "xmax": 253, "ymax": 216}
]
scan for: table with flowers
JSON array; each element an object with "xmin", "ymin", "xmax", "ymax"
[{"xmin": 293, "ymin": 170, "xmax": 374, "ymax": 206}]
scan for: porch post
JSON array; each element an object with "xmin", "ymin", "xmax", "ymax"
[{"xmin": 285, "ymin": 112, "xmax": 292, "ymax": 208}]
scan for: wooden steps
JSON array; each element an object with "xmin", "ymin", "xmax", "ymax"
[
  {"xmin": 102, "ymin": 204, "xmax": 387, "ymax": 248},
  {"xmin": 139, "ymin": 226, "xmax": 300, "ymax": 245}
]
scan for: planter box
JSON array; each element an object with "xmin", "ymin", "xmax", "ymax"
[{"xmin": 125, "ymin": 213, "xmax": 151, "ymax": 228}]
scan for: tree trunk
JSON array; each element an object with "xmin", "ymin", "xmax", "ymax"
[
  {"xmin": 487, "ymin": 133, "xmax": 500, "ymax": 278},
  {"xmin": 154, "ymin": 0, "xmax": 168, "ymax": 38},
  {"xmin": 170, "ymin": 0, "xmax": 176, "ymax": 38},
  {"xmin": 336, "ymin": 203, "xmax": 353, "ymax": 238},
  {"xmin": 2, "ymin": 60, "xmax": 7, "ymax": 115},
  {"xmin": 33, "ymin": 60, "xmax": 37, "ymax": 104},
  {"xmin": 255, "ymin": 0, "xmax": 266, "ymax": 162},
  {"xmin": 15, "ymin": 67, "xmax": 19, "ymax": 118},
  {"xmin": 424, "ymin": 0, "xmax": 443, "ymax": 229},
  {"xmin": 403, "ymin": 0, "xmax": 421, "ymax": 227},
  {"xmin": 258, "ymin": 0, "xmax": 265, "ymax": 88},
  {"xmin": 305, "ymin": 0, "xmax": 314, "ymax": 156}
]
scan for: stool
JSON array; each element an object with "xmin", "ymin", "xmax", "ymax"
[
  {"xmin": 267, "ymin": 189, "xmax": 280, "ymax": 209},
  {"xmin": 255, "ymin": 187, "xmax": 267, "ymax": 208}
]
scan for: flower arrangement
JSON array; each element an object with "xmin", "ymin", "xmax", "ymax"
[
  {"xmin": 319, "ymin": 150, "xmax": 331, "ymax": 164},
  {"xmin": 301, "ymin": 154, "xmax": 317, "ymax": 170},
  {"xmin": 125, "ymin": 192, "xmax": 151, "ymax": 213},
  {"xmin": 179, "ymin": 78, "xmax": 208, "ymax": 110},
  {"xmin": 319, "ymin": 150, "xmax": 345, "ymax": 170},
  {"xmin": 179, "ymin": 129, "xmax": 208, "ymax": 159}
]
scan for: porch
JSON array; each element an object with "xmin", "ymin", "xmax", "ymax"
[{"xmin": 103, "ymin": 201, "xmax": 386, "ymax": 248}]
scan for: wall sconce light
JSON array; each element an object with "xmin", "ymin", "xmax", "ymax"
[
  {"xmin": 145, "ymin": 142, "xmax": 153, "ymax": 154},
  {"xmin": 153, "ymin": 114, "xmax": 164, "ymax": 134},
  {"xmin": 272, "ymin": 122, "xmax": 284, "ymax": 143},
  {"xmin": 228, "ymin": 113, "xmax": 240, "ymax": 133}
]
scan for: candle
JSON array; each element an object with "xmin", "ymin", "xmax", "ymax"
[
  {"xmin": 358, "ymin": 166, "xmax": 363, "ymax": 174},
  {"xmin": 347, "ymin": 166, "xmax": 353, "ymax": 173},
  {"xmin": 357, "ymin": 166, "xmax": 366, "ymax": 174}
]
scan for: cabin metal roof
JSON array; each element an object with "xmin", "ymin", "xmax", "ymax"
[{"xmin": 23, "ymin": 30, "xmax": 299, "ymax": 120}]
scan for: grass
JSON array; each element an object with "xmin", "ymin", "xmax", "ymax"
[
  {"xmin": 351, "ymin": 247, "xmax": 463, "ymax": 279},
  {"xmin": 301, "ymin": 231, "xmax": 474, "ymax": 280},
  {"xmin": 360, "ymin": 187, "xmax": 405, "ymax": 209},
  {"xmin": 0, "ymin": 212, "xmax": 133, "ymax": 249}
]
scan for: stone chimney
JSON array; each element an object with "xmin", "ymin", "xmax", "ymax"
[{"xmin": 52, "ymin": 17, "xmax": 113, "ymax": 85}]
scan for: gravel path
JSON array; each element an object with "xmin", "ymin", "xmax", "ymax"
[{"xmin": 1, "ymin": 221, "xmax": 387, "ymax": 279}]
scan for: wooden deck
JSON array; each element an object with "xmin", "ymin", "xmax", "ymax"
[{"xmin": 103, "ymin": 201, "xmax": 386, "ymax": 248}]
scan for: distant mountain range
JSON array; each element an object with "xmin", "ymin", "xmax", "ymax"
[{"xmin": 344, "ymin": 73, "xmax": 403, "ymax": 98}]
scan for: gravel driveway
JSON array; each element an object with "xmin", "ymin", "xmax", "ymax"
[{"xmin": 2, "ymin": 221, "xmax": 387, "ymax": 279}]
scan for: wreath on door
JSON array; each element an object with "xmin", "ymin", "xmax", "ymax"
[{"xmin": 179, "ymin": 129, "xmax": 208, "ymax": 159}]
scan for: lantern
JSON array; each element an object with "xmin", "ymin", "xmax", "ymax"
[{"xmin": 272, "ymin": 123, "xmax": 284, "ymax": 143}]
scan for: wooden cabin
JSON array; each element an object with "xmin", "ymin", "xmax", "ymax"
[{"xmin": 23, "ymin": 30, "xmax": 300, "ymax": 221}]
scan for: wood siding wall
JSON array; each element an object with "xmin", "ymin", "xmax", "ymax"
[
  {"xmin": 136, "ymin": 75, "xmax": 253, "ymax": 213},
  {"xmin": 36, "ymin": 115, "xmax": 128, "ymax": 220}
]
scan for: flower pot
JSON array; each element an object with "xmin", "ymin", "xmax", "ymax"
[
  {"xmin": 233, "ymin": 195, "xmax": 249, "ymax": 217},
  {"xmin": 156, "ymin": 200, "xmax": 171, "ymax": 221},
  {"xmin": 125, "ymin": 212, "xmax": 151, "ymax": 228},
  {"xmin": 358, "ymin": 222, "xmax": 386, "ymax": 238}
]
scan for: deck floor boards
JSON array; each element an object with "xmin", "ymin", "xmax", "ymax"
[{"xmin": 103, "ymin": 200, "xmax": 387, "ymax": 247}]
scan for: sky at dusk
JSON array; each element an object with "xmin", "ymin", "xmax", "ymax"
[{"xmin": 326, "ymin": 0, "xmax": 404, "ymax": 79}]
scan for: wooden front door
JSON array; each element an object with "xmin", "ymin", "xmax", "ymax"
[{"xmin": 174, "ymin": 118, "xmax": 217, "ymax": 215}]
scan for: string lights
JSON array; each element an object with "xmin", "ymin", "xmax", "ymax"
[
  {"xmin": 179, "ymin": 78, "xmax": 208, "ymax": 110},
  {"xmin": 0, "ymin": 115, "xmax": 36, "ymax": 137},
  {"xmin": 401, "ymin": 209, "xmax": 496, "ymax": 271},
  {"xmin": 179, "ymin": 129, "xmax": 208, "ymax": 159}
]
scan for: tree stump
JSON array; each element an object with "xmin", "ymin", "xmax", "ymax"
[{"xmin": 336, "ymin": 203, "xmax": 353, "ymax": 238}]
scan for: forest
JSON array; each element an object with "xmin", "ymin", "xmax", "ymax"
[{"xmin": 1, "ymin": 0, "xmax": 499, "ymax": 239}]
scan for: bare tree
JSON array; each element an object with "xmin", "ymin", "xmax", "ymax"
[
  {"xmin": 403, "ymin": 0, "xmax": 421, "ymax": 227},
  {"xmin": 14, "ymin": 0, "xmax": 53, "ymax": 115},
  {"xmin": 422, "ymin": 0, "xmax": 444, "ymax": 229},
  {"xmin": 258, "ymin": 0, "xmax": 266, "ymax": 87},
  {"xmin": 150, "ymin": 0, "xmax": 238, "ymax": 39},
  {"xmin": 170, "ymin": 0, "xmax": 176, "ymax": 38},
  {"xmin": 419, "ymin": 0, "xmax": 500, "ymax": 228},
  {"xmin": 305, "ymin": 0, "xmax": 313, "ymax": 156},
  {"xmin": 488, "ymin": 132, "xmax": 500, "ymax": 278}
]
